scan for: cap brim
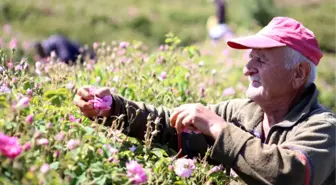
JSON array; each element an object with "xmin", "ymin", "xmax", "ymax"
[{"xmin": 227, "ymin": 35, "xmax": 286, "ymax": 49}]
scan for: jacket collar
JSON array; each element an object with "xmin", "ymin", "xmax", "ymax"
[
  {"xmin": 239, "ymin": 84, "xmax": 321, "ymax": 130},
  {"xmin": 277, "ymin": 83, "xmax": 320, "ymax": 127}
]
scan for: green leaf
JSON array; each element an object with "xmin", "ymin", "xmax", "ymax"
[
  {"xmin": 50, "ymin": 162, "xmax": 60, "ymax": 170},
  {"xmin": 90, "ymin": 162, "xmax": 104, "ymax": 176},
  {"xmin": 5, "ymin": 121, "xmax": 17, "ymax": 130},
  {"xmin": 23, "ymin": 81, "xmax": 34, "ymax": 90},
  {"xmin": 94, "ymin": 175, "xmax": 107, "ymax": 185},
  {"xmin": 83, "ymin": 126, "xmax": 94, "ymax": 134},
  {"xmin": 43, "ymin": 88, "xmax": 70, "ymax": 106},
  {"xmin": 75, "ymin": 172, "xmax": 87, "ymax": 185},
  {"xmin": 0, "ymin": 96, "xmax": 9, "ymax": 108},
  {"xmin": 151, "ymin": 148, "xmax": 168, "ymax": 158},
  {"xmin": 0, "ymin": 176, "xmax": 14, "ymax": 185}
]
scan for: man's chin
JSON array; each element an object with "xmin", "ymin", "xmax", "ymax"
[{"xmin": 246, "ymin": 89, "xmax": 261, "ymax": 100}]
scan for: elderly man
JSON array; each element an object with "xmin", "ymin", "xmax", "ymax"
[{"xmin": 74, "ymin": 17, "xmax": 335, "ymax": 185}]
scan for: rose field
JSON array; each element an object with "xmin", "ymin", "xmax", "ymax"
[{"xmin": 0, "ymin": 0, "xmax": 335, "ymax": 184}]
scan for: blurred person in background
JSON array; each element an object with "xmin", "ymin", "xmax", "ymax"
[
  {"xmin": 34, "ymin": 34, "xmax": 95, "ymax": 64},
  {"xmin": 207, "ymin": 0, "xmax": 233, "ymax": 40}
]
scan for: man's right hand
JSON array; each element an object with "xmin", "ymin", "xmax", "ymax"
[{"xmin": 74, "ymin": 86, "xmax": 112, "ymax": 118}]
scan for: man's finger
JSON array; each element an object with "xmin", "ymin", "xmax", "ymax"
[
  {"xmin": 77, "ymin": 87, "xmax": 94, "ymax": 101},
  {"xmin": 169, "ymin": 108, "xmax": 184, "ymax": 128},
  {"xmin": 175, "ymin": 110, "xmax": 189, "ymax": 134},
  {"xmin": 94, "ymin": 87, "xmax": 111, "ymax": 97},
  {"xmin": 82, "ymin": 109, "xmax": 99, "ymax": 118},
  {"xmin": 74, "ymin": 95, "xmax": 93, "ymax": 109}
]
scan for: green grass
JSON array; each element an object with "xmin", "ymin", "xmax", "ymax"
[{"xmin": 0, "ymin": 0, "xmax": 214, "ymax": 48}]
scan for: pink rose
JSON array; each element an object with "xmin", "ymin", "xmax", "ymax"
[
  {"xmin": 0, "ymin": 132, "xmax": 22, "ymax": 159},
  {"xmin": 126, "ymin": 160, "xmax": 147, "ymax": 185},
  {"xmin": 174, "ymin": 158, "xmax": 195, "ymax": 178}
]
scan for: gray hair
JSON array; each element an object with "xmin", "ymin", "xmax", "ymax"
[{"xmin": 284, "ymin": 47, "xmax": 317, "ymax": 87}]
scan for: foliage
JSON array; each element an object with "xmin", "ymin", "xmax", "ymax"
[
  {"xmin": 227, "ymin": 0, "xmax": 280, "ymax": 29},
  {"xmin": 0, "ymin": 34, "xmax": 252, "ymax": 184},
  {"xmin": 279, "ymin": 0, "xmax": 336, "ymax": 52},
  {"xmin": 0, "ymin": 0, "xmax": 214, "ymax": 49}
]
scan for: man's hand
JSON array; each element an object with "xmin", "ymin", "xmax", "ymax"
[
  {"xmin": 74, "ymin": 86, "xmax": 112, "ymax": 118},
  {"xmin": 169, "ymin": 104, "xmax": 226, "ymax": 139}
]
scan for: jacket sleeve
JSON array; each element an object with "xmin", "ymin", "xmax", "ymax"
[
  {"xmin": 210, "ymin": 112, "xmax": 336, "ymax": 185},
  {"xmin": 106, "ymin": 94, "xmax": 179, "ymax": 151}
]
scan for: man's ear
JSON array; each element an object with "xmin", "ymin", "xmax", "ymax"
[{"xmin": 292, "ymin": 62, "xmax": 311, "ymax": 89}]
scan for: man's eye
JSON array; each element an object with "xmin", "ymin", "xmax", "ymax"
[{"xmin": 256, "ymin": 57, "xmax": 265, "ymax": 63}]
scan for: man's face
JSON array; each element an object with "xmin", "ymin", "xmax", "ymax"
[{"xmin": 243, "ymin": 47, "xmax": 294, "ymax": 102}]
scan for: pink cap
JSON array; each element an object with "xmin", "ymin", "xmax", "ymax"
[{"xmin": 227, "ymin": 17, "xmax": 323, "ymax": 65}]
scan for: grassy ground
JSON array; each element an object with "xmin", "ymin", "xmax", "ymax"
[{"xmin": 0, "ymin": 0, "xmax": 214, "ymax": 48}]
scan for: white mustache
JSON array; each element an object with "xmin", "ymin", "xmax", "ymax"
[{"xmin": 249, "ymin": 76, "xmax": 260, "ymax": 82}]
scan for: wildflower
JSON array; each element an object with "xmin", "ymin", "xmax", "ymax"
[
  {"xmin": 93, "ymin": 42, "xmax": 99, "ymax": 50},
  {"xmin": 200, "ymin": 84, "xmax": 206, "ymax": 98},
  {"xmin": 30, "ymin": 165, "xmax": 38, "ymax": 172},
  {"xmin": 25, "ymin": 114, "xmax": 34, "ymax": 124},
  {"xmin": 199, "ymin": 61, "xmax": 204, "ymax": 67},
  {"xmin": 87, "ymin": 63, "xmax": 93, "ymax": 71},
  {"xmin": 66, "ymin": 82, "xmax": 74, "ymax": 90},
  {"xmin": 23, "ymin": 142, "xmax": 31, "ymax": 151},
  {"xmin": 126, "ymin": 160, "xmax": 147, "ymax": 185},
  {"xmin": 9, "ymin": 38, "xmax": 17, "ymax": 49},
  {"xmin": 207, "ymin": 165, "xmax": 223, "ymax": 175},
  {"xmin": 15, "ymin": 64, "xmax": 22, "ymax": 71},
  {"xmin": 174, "ymin": 158, "xmax": 195, "ymax": 178},
  {"xmin": 159, "ymin": 44, "xmax": 169, "ymax": 51},
  {"xmin": 36, "ymin": 138, "xmax": 49, "ymax": 146},
  {"xmin": 96, "ymin": 76, "xmax": 101, "ymax": 83},
  {"xmin": 15, "ymin": 96, "xmax": 30, "ymax": 109},
  {"xmin": 23, "ymin": 63, "xmax": 29, "ymax": 71},
  {"xmin": 46, "ymin": 122, "xmax": 52, "ymax": 128},
  {"xmin": 7, "ymin": 62, "xmax": 13, "ymax": 69},
  {"xmin": 26, "ymin": 88, "xmax": 33, "ymax": 95},
  {"xmin": 168, "ymin": 164, "xmax": 174, "ymax": 171},
  {"xmin": 53, "ymin": 150, "xmax": 60, "ymax": 158},
  {"xmin": 108, "ymin": 156, "xmax": 119, "ymax": 164},
  {"xmin": 104, "ymin": 144, "xmax": 118, "ymax": 155},
  {"xmin": 0, "ymin": 132, "xmax": 22, "ymax": 159},
  {"xmin": 68, "ymin": 114, "xmax": 81, "ymax": 123},
  {"xmin": 129, "ymin": 145, "xmax": 136, "ymax": 152},
  {"xmin": 55, "ymin": 132, "xmax": 65, "ymax": 141},
  {"xmin": 40, "ymin": 164, "xmax": 50, "ymax": 174},
  {"xmin": 98, "ymin": 148, "xmax": 103, "ymax": 155},
  {"xmin": 0, "ymin": 84, "xmax": 11, "ymax": 93},
  {"xmin": 11, "ymin": 77, "xmax": 18, "ymax": 84},
  {"xmin": 159, "ymin": 71, "xmax": 167, "ymax": 80},
  {"xmin": 119, "ymin": 41, "xmax": 129, "ymax": 49},
  {"xmin": 3, "ymin": 24, "xmax": 11, "ymax": 34},
  {"xmin": 67, "ymin": 139, "xmax": 80, "ymax": 150},
  {"xmin": 185, "ymin": 89, "xmax": 190, "ymax": 96},
  {"xmin": 211, "ymin": 69, "xmax": 217, "ymax": 75},
  {"xmin": 222, "ymin": 87, "xmax": 235, "ymax": 96}
]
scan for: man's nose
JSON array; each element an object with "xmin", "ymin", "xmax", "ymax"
[{"xmin": 243, "ymin": 62, "xmax": 257, "ymax": 76}]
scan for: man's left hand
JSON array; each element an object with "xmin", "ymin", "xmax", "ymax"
[{"xmin": 169, "ymin": 104, "xmax": 226, "ymax": 139}]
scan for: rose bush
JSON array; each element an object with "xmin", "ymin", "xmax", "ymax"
[
  {"xmin": 0, "ymin": 31, "xmax": 334, "ymax": 184},
  {"xmin": 0, "ymin": 33, "xmax": 246, "ymax": 185}
]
